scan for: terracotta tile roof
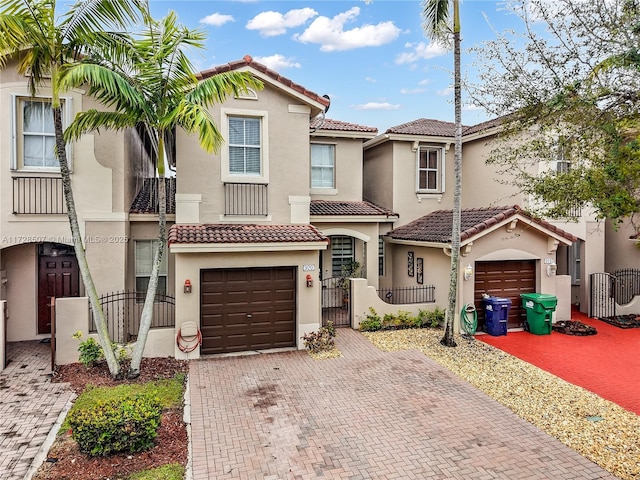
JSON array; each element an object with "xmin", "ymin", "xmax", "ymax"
[
  {"xmin": 168, "ymin": 224, "xmax": 328, "ymax": 245},
  {"xmin": 199, "ymin": 55, "xmax": 330, "ymax": 110},
  {"xmin": 463, "ymin": 115, "xmax": 511, "ymax": 136},
  {"xmin": 310, "ymin": 200, "xmax": 397, "ymax": 218},
  {"xmin": 387, "ymin": 205, "xmax": 578, "ymax": 244},
  {"xmin": 385, "ymin": 118, "xmax": 461, "ymax": 136},
  {"xmin": 310, "ymin": 117, "xmax": 378, "ymax": 134},
  {"xmin": 130, "ymin": 177, "xmax": 176, "ymax": 214}
]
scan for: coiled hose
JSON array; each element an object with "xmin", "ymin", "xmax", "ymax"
[{"xmin": 461, "ymin": 303, "xmax": 478, "ymax": 336}]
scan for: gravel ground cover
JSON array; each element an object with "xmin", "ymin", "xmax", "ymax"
[{"xmin": 362, "ymin": 328, "xmax": 640, "ymax": 480}]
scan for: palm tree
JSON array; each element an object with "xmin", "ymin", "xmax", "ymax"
[
  {"xmin": 422, "ymin": 0, "xmax": 461, "ymax": 347},
  {"xmin": 0, "ymin": 0, "xmax": 144, "ymax": 378},
  {"xmin": 61, "ymin": 7, "xmax": 263, "ymax": 378}
]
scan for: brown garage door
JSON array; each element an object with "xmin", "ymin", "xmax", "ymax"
[
  {"xmin": 474, "ymin": 260, "xmax": 536, "ymax": 329},
  {"xmin": 200, "ymin": 267, "xmax": 296, "ymax": 355}
]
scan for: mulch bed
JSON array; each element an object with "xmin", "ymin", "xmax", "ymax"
[
  {"xmin": 33, "ymin": 357, "xmax": 190, "ymax": 480},
  {"xmin": 552, "ymin": 320, "xmax": 597, "ymax": 336},
  {"xmin": 597, "ymin": 314, "xmax": 640, "ymax": 329}
]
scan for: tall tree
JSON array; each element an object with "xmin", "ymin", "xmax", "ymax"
[
  {"xmin": 422, "ymin": 0, "xmax": 462, "ymax": 347},
  {"xmin": 470, "ymin": 0, "xmax": 640, "ymax": 228},
  {"xmin": 61, "ymin": 7, "xmax": 263, "ymax": 378},
  {"xmin": 0, "ymin": 0, "xmax": 144, "ymax": 379}
]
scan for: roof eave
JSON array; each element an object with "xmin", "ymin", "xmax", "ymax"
[{"xmin": 169, "ymin": 241, "xmax": 329, "ymax": 254}]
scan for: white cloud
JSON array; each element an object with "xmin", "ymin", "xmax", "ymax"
[
  {"xmin": 400, "ymin": 88, "xmax": 426, "ymax": 94},
  {"xmin": 438, "ymin": 86, "xmax": 454, "ymax": 96},
  {"xmin": 200, "ymin": 13, "xmax": 234, "ymax": 27},
  {"xmin": 395, "ymin": 41, "xmax": 448, "ymax": 64},
  {"xmin": 352, "ymin": 102, "xmax": 400, "ymax": 111},
  {"xmin": 246, "ymin": 8, "xmax": 317, "ymax": 37},
  {"xmin": 365, "ymin": 77, "xmax": 377, "ymax": 83},
  {"xmin": 418, "ymin": 78, "xmax": 432, "ymax": 86},
  {"xmin": 294, "ymin": 7, "xmax": 401, "ymax": 52},
  {"xmin": 463, "ymin": 104, "xmax": 483, "ymax": 112},
  {"xmin": 253, "ymin": 54, "xmax": 301, "ymax": 71}
]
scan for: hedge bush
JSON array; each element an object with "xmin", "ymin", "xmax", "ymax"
[{"xmin": 67, "ymin": 392, "xmax": 162, "ymax": 457}]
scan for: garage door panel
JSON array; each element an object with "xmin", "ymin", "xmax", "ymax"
[
  {"xmin": 475, "ymin": 260, "xmax": 536, "ymax": 329},
  {"xmin": 200, "ymin": 267, "xmax": 296, "ymax": 355}
]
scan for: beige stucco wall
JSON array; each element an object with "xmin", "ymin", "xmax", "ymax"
[
  {"xmin": 363, "ymin": 142, "xmax": 394, "ymax": 211},
  {"xmin": 172, "ymin": 248, "xmax": 322, "ymax": 359},
  {"xmin": 2, "ymin": 243, "xmax": 38, "ymax": 341},
  {"xmin": 605, "ymin": 219, "xmax": 639, "ymax": 272},
  {"xmin": 177, "ymin": 85, "xmax": 313, "ymax": 225},
  {"xmin": 0, "ymin": 300, "xmax": 6, "ymax": 371},
  {"xmin": 310, "ymin": 136, "xmax": 365, "ymax": 201}
]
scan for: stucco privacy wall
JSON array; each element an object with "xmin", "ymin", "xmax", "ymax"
[
  {"xmin": 55, "ymin": 297, "xmax": 174, "ymax": 365},
  {"xmin": 172, "ymin": 249, "xmax": 322, "ymax": 360},
  {"xmin": 2, "ymin": 243, "xmax": 38, "ymax": 341}
]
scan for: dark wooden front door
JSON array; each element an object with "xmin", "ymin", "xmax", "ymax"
[
  {"xmin": 474, "ymin": 260, "xmax": 536, "ymax": 329},
  {"xmin": 200, "ymin": 267, "xmax": 296, "ymax": 355},
  {"xmin": 38, "ymin": 255, "xmax": 80, "ymax": 334}
]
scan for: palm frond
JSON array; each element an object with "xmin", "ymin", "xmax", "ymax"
[
  {"xmin": 168, "ymin": 101, "xmax": 222, "ymax": 153},
  {"xmin": 422, "ymin": 0, "xmax": 452, "ymax": 43},
  {"xmin": 188, "ymin": 71, "xmax": 264, "ymax": 107},
  {"xmin": 62, "ymin": 0, "xmax": 143, "ymax": 43},
  {"xmin": 64, "ymin": 109, "xmax": 139, "ymax": 141}
]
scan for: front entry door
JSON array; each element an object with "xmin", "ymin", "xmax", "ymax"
[{"xmin": 38, "ymin": 255, "xmax": 80, "ymax": 334}]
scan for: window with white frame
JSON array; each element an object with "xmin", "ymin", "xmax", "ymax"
[
  {"xmin": 331, "ymin": 235, "xmax": 354, "ymax": 277},
  {"xmin": 417, "ymin": 147, "xmax": 443, "ymax": 192},
  {"xmin": 13, "ymin": 97, "xmax": 68, "ymax": 170},
  {"xmin": 228, "ymin": 116, "xmax": 261, "ymax": 175},
  {"xmin": 556, "ymin": 136, "xmax": 571, "ymax": 173},
  {"xmin": 378, "ymin": 236, "xmax": 385, "ymax": 276},
  {"xmin": 568, "ymin": 240, "xmax": 581, "ymax": 285},
  {"xmin": 135, "ymin": 241, "xmax": 168, "ymax": 296},
  {"xmin": 311, "ymin": 143, "xmax": 335, "ymax": 188}
]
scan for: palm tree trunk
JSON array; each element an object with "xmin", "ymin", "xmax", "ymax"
[
  {"xmin": 53, "ymin": 105, "xmax": 122, "ymax": 378},
  {"xmin": 441, "ymin": 0, "xmax": 462, "ymax": 347},
  {"xmin": 128, "ymin": 135, "xmax": 167, "ymax": 378}
]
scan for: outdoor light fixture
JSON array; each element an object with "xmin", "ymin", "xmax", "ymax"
[{"xmin": 464, "ymin": 263, "xmax": 473, "ymax": 281}]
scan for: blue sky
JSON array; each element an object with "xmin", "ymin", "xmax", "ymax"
[{"xmin": 149, "ymin": 0, "xmax": 517, "ymax": 132}]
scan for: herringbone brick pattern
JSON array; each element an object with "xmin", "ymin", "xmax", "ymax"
[
  {"xmin": 0, "ymin": 341, "xmax": 72, "ymax": 480},
  {"xmin": 189, "ymin": 329, "xmax": 616, "ymax": 479}
]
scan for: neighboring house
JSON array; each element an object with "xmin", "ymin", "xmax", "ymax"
[
  {"xmin": 363, "ymin": 118, "xmax": 603, "ymax": 328},
  {"xmin": 0, "ymin": 56, "xmax": 153, "ymax": 345}
]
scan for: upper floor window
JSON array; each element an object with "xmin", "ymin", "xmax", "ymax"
[
  {"xmin": 555, "ymin": 136, "xmax": 571, "ymax": 173},
  {"xmin": 229, "ymin": 116, "xmax": 261, "ymax": 175},
  {"xmin": 135, "ymin": 240, "xmax": 168, "ymax": 299},
  {"xmin": 311, "ymin": 143, "xmax": 335, "ymax": 188},
  {"xmin": 417, "ymin": 147, "xmax": 443, "ymax": 193},
  {"xmin": 221, "ymin": 109, "xmax": 269, "ymax": 184}
]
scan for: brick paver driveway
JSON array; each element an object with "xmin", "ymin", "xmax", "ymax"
[{"xmin": 189, "ymin": 329, "xmax": 615, "ymax": 480}]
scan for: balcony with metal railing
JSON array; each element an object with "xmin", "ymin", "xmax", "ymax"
[
  {"xmin": 224, "ymin": 182, "xmax": 269, "ymax": 216},
  {"xmin": 12, "ymin": 176, "xmax": 67, "ymax": 214}
]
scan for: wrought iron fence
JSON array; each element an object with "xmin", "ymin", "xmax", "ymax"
[
  {"xmin": 224, "ymin": 182, "xmax": 268, "ymax": 216},
  {"xmin": 89, "ymin": 290, "xmax": 175, "ymax": 343},
  {"xmin": 321, "ymin": 277, "xmax": 351, "ymax": 327},
  {"xmin": 12, "ymin": 176, "xmax": 67, "ymax": 214},
  {"xmin": 377, "ymin": 285, "xmax": 436, "ymax": 305},
  {"xmin": 611, "ymin": 268, "xmax": 640, "ymax": 305}
]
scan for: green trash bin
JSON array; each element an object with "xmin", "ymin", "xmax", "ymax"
[{"xmin": 520, "ymin": 293, "xmax": 557, "ymax": 335}]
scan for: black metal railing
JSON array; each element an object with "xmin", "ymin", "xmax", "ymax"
[
  {"xmin": 321, "ymin": 277, "xmax": 351, "ymax": 327},
  {"xmin": 224, "ymin": 182, "xmax": 268, "ymax": 216},
  {"xmin": 611, "ymin": 268, "xmax": 640, "ymax": 305},
  {"xmin": 377, "ymin": 285, "xmax": 436, "ymax": 305},
  {"xmin": 12, "ymin": 176, "xmax": 67, "ymax": 214},
  {"xmin": 89, "ymin": 290, "xmax": 175, "ymax": 343}
]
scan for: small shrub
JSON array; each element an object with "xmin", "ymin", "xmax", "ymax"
[
  {"xmin": 73, "ymin": 332, "xmax": 103, "ymax": 367},
  {"xmin": 359, "ymin": 308, "xmax": 382, "ymax": 331},
  {"xmin": 419, "ymin": 307, "xmax": 446, "ymax": 328},
  {"xmin": 302, "ymin": 322, "xmax": 336, "ymax": 353},
  {"xmin": 67, "ymin": 392, "xmax": 162, "ymax": 457}
]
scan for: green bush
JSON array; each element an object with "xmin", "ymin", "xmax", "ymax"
[
  {"xmin": 359, "ymin": 308, "xmax": 382, "ymax": 331},
  {"xmin": 419, "ymin": 307, "xmax": 446, "ymax": 328},
  {"xmin": 67, "ymin": 392, "xmax": 162, "ymax": 457}
]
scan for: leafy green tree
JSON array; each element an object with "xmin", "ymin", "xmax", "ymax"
[
  {"xmin": 471, "ymin": 0, "xmax": 640, "ymax": 228},
  {"xmin": 61, "ymin": 7, "xmax": 263, "ymax": 378},
  {"xmin": 0, "ymin": 0, "xmax": 144, "ymax": 379},
  {"xmin": 422, "ymin": 0, "xmax": 461, "ymax": 347}
]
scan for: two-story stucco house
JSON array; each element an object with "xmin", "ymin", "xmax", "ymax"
[
  {"xmin": 0, "ymin": 56, "xmax": 154, "ymax": 347},
  {"xmin": 363, "ymin": 117, "xmax": 606, "ymax": 329}
]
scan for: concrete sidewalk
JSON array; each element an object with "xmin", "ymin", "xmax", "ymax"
[
  {"xmin": 189, "ymin": 328, "xmax": 616, "ymax": 479},
  {"xmin": 0, "ymin": 341, "xmax": 73, "ymax": 480}
]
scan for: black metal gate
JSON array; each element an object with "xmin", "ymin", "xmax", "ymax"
[
  {"xmin": 590, "ymin": 272, "xmax": 616, "ymax": 319},
  {"xmin": 590, "ymin": 269, "xmax": 640, "ymax": 319},
  {"xmin": 321, "ymin": 277, "xmax": 351, "ymax": 327}
]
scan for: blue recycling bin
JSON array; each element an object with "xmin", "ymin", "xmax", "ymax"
[{"xmin": 483, "ymin": 297, "xmax": 512, "ymax": 336}]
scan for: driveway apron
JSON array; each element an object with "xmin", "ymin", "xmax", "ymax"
[
  {"xmin": 189, "ymin": 329, "xmax": 615, "ymax": 480},
  {"xmin": 0, "ymin": 341, "xmax": 73, "ymax": 480}
]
